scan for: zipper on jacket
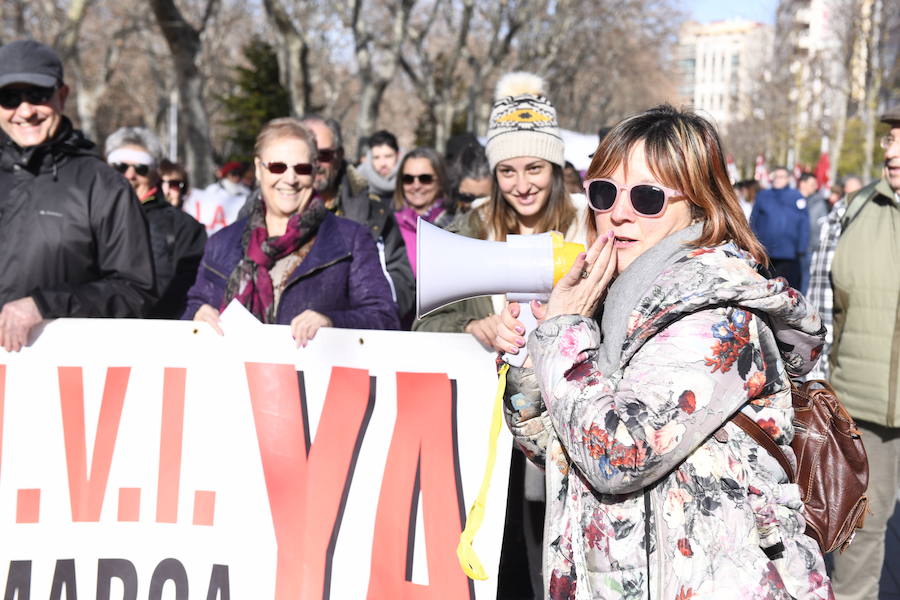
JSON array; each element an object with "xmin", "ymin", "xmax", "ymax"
[
  {"xmin": 203, "ymin": 263, "xmax": 229, "ymax": 281},
  {"xmin": 282, "ymin": 253, "xmax": 351, "ymax": 289},
  {"xmin": 644, "ymin": 489, "xmax": 652, "ymax": 600}
]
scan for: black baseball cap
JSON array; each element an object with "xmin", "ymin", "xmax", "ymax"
[{"xmin": 0, "ymin": 40, "xmax": 64, "ymax": 89}]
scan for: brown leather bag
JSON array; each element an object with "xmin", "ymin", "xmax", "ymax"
[{"xmin": 732, "ymin": 379, "xmax": 869, "ymax": 554}]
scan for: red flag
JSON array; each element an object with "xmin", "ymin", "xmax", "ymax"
[{"xmin": 815, "ymin": 152, "xmax": 830, "ymax": 191}]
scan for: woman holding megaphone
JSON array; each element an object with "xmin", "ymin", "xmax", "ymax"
[{"xmin": 496, "ymin": 105, "xmax": 832, "ymax": 598}]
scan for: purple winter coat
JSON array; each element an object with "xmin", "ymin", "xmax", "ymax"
[{"xmin": 182, "ymin": 211, "xmax": 400, "ymax": 330}]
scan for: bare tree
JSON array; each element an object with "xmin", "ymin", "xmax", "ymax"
[
  {"xmin": 263, "ymin": 0, "xmax": 315, "ymax": 117},
  {"xmin": 339, "ymin": 0, "xmax": 416, "ymax": 141},
  {"xmin": 148, "ymin": 0, "xmax": 219, "ymax": 186}
]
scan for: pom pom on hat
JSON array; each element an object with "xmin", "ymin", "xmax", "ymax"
[
  {"xmin": 495, "ymin": 72, "xmax": 546, "ymax": 100},
  {"xmin": 485, "ymin": 71, "xmax": 564, "ymax": 170}
]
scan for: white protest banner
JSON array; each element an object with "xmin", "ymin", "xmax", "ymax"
[{"xmin": 0, "ymin": 319, "xmax": 512, "ymax": 599}]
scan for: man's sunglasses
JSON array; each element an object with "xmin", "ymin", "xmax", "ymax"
[
  {"xmin": 583, "ymin": 178, "xmax": 683, "ymax": 217},
  {"xmin": 317, "ymin": 148, "xmax": 337, "ymax": 163},
  {"xmin": 262, "ymin": 161, "xmax": 314, "ymax": 175},
  {"xmin": 0, "ymin": 85, "xmax": 56, "ymax": 110},
  {"xmin": 402, "ymin": 173, "xmax": 435, "ymax": 185},
  {"xmin": 112, "ymin": 162, "xmax": 151, "ymax": 176},
  {"xmin": 162, "ymin": 179, "xmax": 186, "ymax": 191}
]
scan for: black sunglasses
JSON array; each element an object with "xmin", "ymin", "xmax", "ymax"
[
  {"xmin": 317, "ymin": 148, "xmax": 337, "ymax": 163},
  {"xmin": 402, "ymin": 173, "xmax": 435, "ymax": 185},
  {"xmin": 0, "ymin": 85, "xmax": 57, "ymax": 110},
  {"xmin": 582, "ymin": 178, "xmax": 683, "ymax": 217},
  {"xmin": 112, "ymin": 162, "xmax": 151, "ymax": 177},
  {"xmin": 456, "ymin": 192, "xmax": 479, "ymax": 204},
  {"xmin": 262, "ymin": 161, "xmax": 314, "ymax": 175},
  {"xmin": 162, "ymin": 179, "xmax": 186, "ymax": 190}
]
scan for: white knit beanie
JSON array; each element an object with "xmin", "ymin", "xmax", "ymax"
[{"xmin": 485, "ymin": 72, "xmax": 565, "ymax": 170}]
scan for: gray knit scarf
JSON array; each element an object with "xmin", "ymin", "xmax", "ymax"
[{"xmin": 595, "ymin": 222, "xmax": 704, "ymax": 374}]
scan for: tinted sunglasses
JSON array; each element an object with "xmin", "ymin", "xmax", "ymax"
[
  {"xmin": 317, "ymin": 148, "xmax": 337, "ymax": 163},
  {"xmin": 162, "ymin": 179, "xmax": 186, "ymax": 190},
  {"xmin": 583, "ymin": 178, "xmax": 683, "ymax": 217},
  {"xmin": 262, "ymin": 161, "xmax": 314, "ymax": 175},
  {"xmin": 0, "ymin": 85, "xmax": 56, "ymax": 109},
  {"xmin": 402, "ymin": 173, "xmax": 435, "ymax": 185},
  {"xmin": 112, "ymin": 162, "xmax": 151, "ymax": 176},
  {"xmin": 456, "ymin": 192, "xmax": 479, "ymax": 204}
]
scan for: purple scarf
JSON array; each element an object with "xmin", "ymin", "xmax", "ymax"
[{"xmin": 221, "ymin": 192, "xmax": 326, "ymax": 323}]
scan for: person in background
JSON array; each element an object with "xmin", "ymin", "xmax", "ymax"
[
  {"xmin": 414, "ymin": 71, "xmax": 588, "ymax": 600},
  {"xmin": 827, "ymin": 182, "xmax": 844, "ymax": 210},
  {"xmin": 842, "ymin": 174, "xmax": 863, "ymax": 197},
  {"xmin": 159, "ymin": 159, "xmax": 190, "ymax": 209},
  {"xmin": 734, "ymin": 179, "xmax": 758, "ymax": 221},
  {"xmin": 106, "ymin": 127, "xmax": 206, "ymax": 320},
  {"xmin": 496, "ymin": 104, "xmax": 831, "ymax": 598},
  {"xmin": 184, "ymin": 117, "xmax": 399, "ymax": 342},
  {"xmin": 0, "ymin": 39, "xmax": 155, "ymax": 350},
  {"xmin": 393, "ymin": 147, "xmax": 451, "ymax": 275},
  {"xmin": 563, "ymin": 160, "xmax": 583, "ymax": 195},
  {"xmin": 184, "ymin": 160, "xmax": 250, "ymax": 234},
  {"xmin": 445, "ymin": 142, "xmax": 492, "ymax": 221},
  {"xmin": 811, "ymin": 106, "xmax": 900, "ymax": 600},
  {"xmin": 357, "ymin": 129, "xmax": 401, "ymax": 203},
  {"xmin": 292, "ymin": 115, "xmax": 415, "ymax": 326},
  {"xmin": 749, "ymin": 166, "xmax": 809, "ymax": 289},
  {"xmin": 798, "ymin": 172, "xmax": 826, "ymax": 293}
]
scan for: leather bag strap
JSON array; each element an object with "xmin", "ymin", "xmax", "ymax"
[{"xmin": 732, "ymin": 412, "xmax": 796, "ymax": 483}]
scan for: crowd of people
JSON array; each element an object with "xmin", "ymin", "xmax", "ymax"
[{"xmin": 2, "ymin": 37, "xmax": 900, "ymax": 600}]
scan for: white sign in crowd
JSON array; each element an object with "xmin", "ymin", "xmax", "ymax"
[{"xmin": 0, "ymin": 319, "xmax": 511, "ymax": 599}]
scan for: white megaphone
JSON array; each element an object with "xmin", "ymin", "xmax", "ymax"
[{"xmin": 417, "ymin": 218, "xmax": 585, "ymax": 366}]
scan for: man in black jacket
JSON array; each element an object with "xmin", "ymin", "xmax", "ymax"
[{"xmin": 0, "ymin": 40, "xmax": 155, "ymax": 351}]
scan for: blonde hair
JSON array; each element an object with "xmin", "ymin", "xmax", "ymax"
[
  {"xmin": 254, "ymin": 118, "xmax": 318, "ymax": 160},
  {"xmin": 585, "ymin": 104, "xmax": 767, "ymax": 265}
]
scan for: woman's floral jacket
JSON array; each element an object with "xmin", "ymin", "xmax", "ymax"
[{"xmin": 504, "ymin": 242, "xmax": 833, "ymax": 600}]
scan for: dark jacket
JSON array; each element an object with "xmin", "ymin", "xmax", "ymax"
[
  {"xmin": 182, "ymin": 211, "xmax": 400, "ymax": 330},
  {"xmin": 0, "ymin": 118, "xmax": 155, "ymax": 317},
  {"xmin": 142, "ymin": 191, "xmax": 207, "ymax": 318},
  {"xmin": 336, "ymin": 165, "xmax": 415, "ymax": 324},
  {"xmin": 749, "ymin": 187, "xmax": 810, "ymax": 260}
]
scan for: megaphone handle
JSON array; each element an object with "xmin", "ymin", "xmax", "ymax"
[{"xmin": 502, "ymin": 306, "xmax": 538, "ymax": 368}]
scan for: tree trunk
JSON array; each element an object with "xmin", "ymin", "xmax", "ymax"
[
  {"xmin": 861, "ymin": 0, "xmax": 882, "ymax": 180},
  {"xmin": 148, "ymin": 0, "xmax": 217, "ymax": 187},
  {"xmin": 263, "ymin": 0, "xmax": 311, "ymax": 117},
  {"xmin": 829, "ymin": 88, "xmax": 849, "ymax": 185},
  {"xmin": 357, "ymin": 78, "xmax": 389, "ymax": 141}
]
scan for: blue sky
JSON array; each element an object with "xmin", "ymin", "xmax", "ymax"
[{"xmin": 684, "ymin": 0, "xmax": 778, "ymax": 24}]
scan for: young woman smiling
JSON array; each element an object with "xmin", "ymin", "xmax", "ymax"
[
  {"xmin": 412, "ymin": 71, "xmax": 586, "ymax": 599},
  {"xmin": 413, "ymin": 72, "xmax": 586, "ymax": 351}
]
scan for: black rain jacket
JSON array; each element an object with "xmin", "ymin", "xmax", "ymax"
[{"xmin": 0, "ymin": 118, "xmax": 156, "ymax": 317}]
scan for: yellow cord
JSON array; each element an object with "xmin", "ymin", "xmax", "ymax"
[{"xmin": 456, "ymin": 362, "xmax": 509, "ymax": 580}]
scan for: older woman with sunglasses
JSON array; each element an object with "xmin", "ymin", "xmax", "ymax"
[
  {"xmin": 183, "ymin": 117, "xmax": 399, "ymax": 343},
  {"xmin": 495, "ymin": 105, "xmax": 831, "ymax": 598},
  {"xmin": 393, "ymin": 147, "xmax": 450, "ymax": 275}
]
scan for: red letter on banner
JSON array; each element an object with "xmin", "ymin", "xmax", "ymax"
[
  {"xmin": 367, "ymin": 372, "xmax": 471, "ymax": 599},
  {"xmin": 157, "ymin": 368, "xmax": 186, "ymax": 523},
  {"xmin": 59, "ymin": 367, "xmax": 130, "ymax": 522},
  {"xmin": 245, "ymin": 363, "xmax": 373, "ymax": 600}
]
